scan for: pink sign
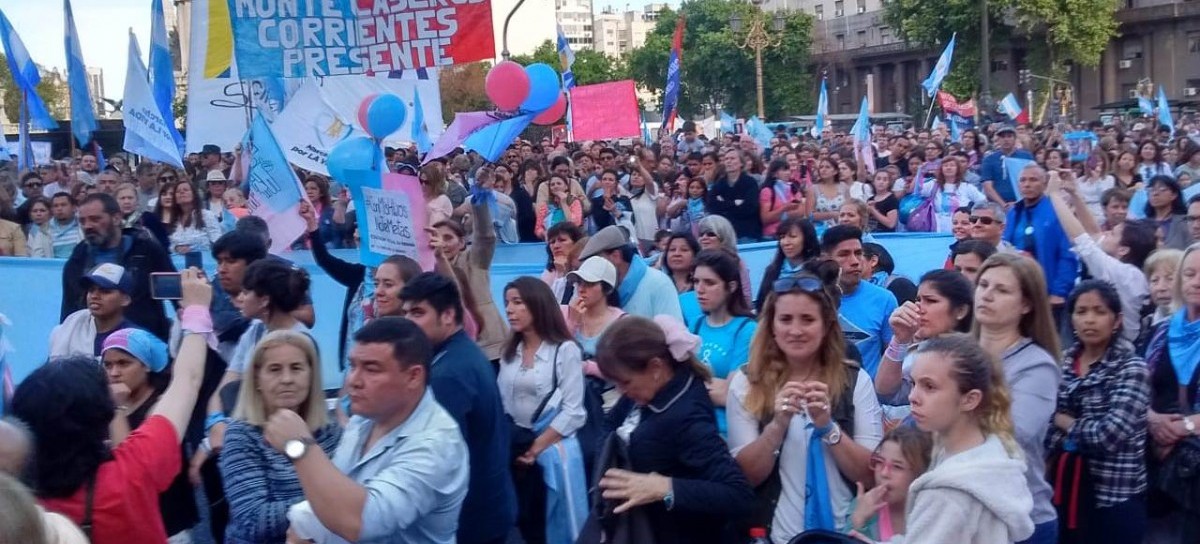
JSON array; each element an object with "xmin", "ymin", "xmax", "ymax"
[
  {"xmin": 354, "ymin": 173, "xmax": 434, "ymax": 271},
  {"xmin": 569, "ymin": 80, "xmax": 641, "ymax": 141}
]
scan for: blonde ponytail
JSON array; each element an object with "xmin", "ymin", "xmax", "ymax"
[{"xmin": 917, "ymin": 334, "xmax": 1020, "ymax": 456}]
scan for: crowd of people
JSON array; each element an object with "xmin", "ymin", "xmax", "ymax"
[{"xmin": 1, "ymin": 114, "xmax": 1200, "ymax": 544}]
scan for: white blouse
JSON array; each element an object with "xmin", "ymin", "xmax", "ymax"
[
  {"xmin": 726, "ymin": 369, "xmax": 884, "ymax": 544},
  {"xmin": 497, "ymin": 340, "xmax": 587, "ymax": 437},
  {"xmin": 168, "ymin": 209, "xmax": 223, "ymax": 254}
]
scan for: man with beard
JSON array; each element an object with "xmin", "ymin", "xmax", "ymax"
[
  {"xmin": 61, "ymin": 193, "xmax": 175, "ymax": 339},
  {"xmin": 76, "ymin": 152, "xmax": 100, "ymax": 186}
]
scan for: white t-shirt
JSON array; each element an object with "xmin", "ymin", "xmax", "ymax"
[{"xmin": 727, "ymin": 368, "xmax": 884, "ymax": 544}]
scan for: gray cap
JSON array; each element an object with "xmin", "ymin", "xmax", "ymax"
[{"xmin": 579, "ymin": 225, "xmax": 630, "ymax": 260}]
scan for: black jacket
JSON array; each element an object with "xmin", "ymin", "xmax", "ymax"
[
  {"xmin": 60, "ymin": 229, "xmax": 175, "ymax": 339},
  {"xmin": 707, "ymin": 172, "xmax": 763, "ymax": 240},
  {"xmin": 308, "ymin": 231, "xmax": 365, "ymax": 368},
  {"xmin": 602, "ymin": 368, "xmax": 755, "ymax": 544}
]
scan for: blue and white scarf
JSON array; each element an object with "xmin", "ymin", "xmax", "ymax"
[{"xmin": 1168, "ymin": 309, "xmax": 1200, "ymax": 386}]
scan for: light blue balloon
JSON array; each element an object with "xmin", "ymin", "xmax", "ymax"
[
  {"xmin": 365, "ymin": 94, "xmax": 407, "ymax": 139},
  {"xmin": 326, "ymin": 136, "xmax": 379, "ymax": 185},
  {"xmin": 521, "ymin": 63, "xmax": 561, "ymax": 113}
]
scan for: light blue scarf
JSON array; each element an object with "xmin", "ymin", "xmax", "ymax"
[
  {"xmin": 618, "ymin": 255, "xmax": 649, "ymax": 307},
  {"xmin": 1168, "ymin": 309, "xmax": 1200, "ymax": 386},
  {"xmin": 780, "ymin": 258, "xmax": 803, "ymax": 278},
  {"xmin": 804, "ymin": 423, "xmax": 837, "ymax": 531}
]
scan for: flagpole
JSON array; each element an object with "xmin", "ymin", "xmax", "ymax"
[
  {"xmin": 19, "ymin": 90, "xmax": 30, "ymax": 169},
  {"xmin": 924, "ymin": 95, "xmax": 937, "ymax": 129}
]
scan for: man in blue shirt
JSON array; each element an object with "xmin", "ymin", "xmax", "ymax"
[
  {"xmin": 399, "ymin": 273, "xmax": 517, "ymax": 544},
  {"xmin": 580, "ymin": 226, "xmax": 684, "ymax": 321},
  {"xmin": 980, "ymin": 126, "xmax": 1034, "ymax": 205},
  {"xmin": 1002, "ymin": 163, "xmax": 1078, "ymax": 307},
  {"xmin": 821, "ymin": 225, "xmax": 898, "ymax": 378},
  {"xmin": 270, "ymin": 317, "xmax": 470, "ymax": 544}
]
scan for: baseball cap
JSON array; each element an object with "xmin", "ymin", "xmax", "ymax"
[
  {"xmin": 995, "ymin": 125, "xmax": 1017, "ymax": 136},
  {"xmin": 579, "ymin": 225, "xmax": 630, "ymax": 260},
  {"xmin": 568, "ymin": 256, "xmax": 618, "ymax": 290},
  {"xmin": 101, "ymin": 328, "xmax": 169, "ymax": 373},
  {"xmin": 81, "ymin": 263, "xmax": 132, "ymax": 294}
]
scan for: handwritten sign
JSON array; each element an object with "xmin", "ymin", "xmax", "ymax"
[
  {"xmin": 569, "ymin": 80, "xmax": 640, "ymax": 141},
  {"xmin": 350, "ymin": 172, "xmax": 433, "ymax": 269},
  {"xmin": 226, "ymin": 0, "xmax": 495, "ymax": 77}
]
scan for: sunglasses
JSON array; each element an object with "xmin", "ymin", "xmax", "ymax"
[
  {"xmin": 160, "ymin": 176, "xmax": 177, "ymax": 182},
  {"xmin": 698, "ymin": 230, "xmax": 719, "ymax": 238},
  {"xmin": 969, "ymin": 216, "xmax": 997, "ymax": 225},
  {"xmin": 24, "ymin": 181, "xmax": 43, "ymax": 188},
  {"xmin": 772, "ymin": 275, "xmax": 825, "ymax": 294}
]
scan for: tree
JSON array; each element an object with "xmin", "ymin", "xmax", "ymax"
[
  {"xmin": 627, "ymin": 0, "xmax": 815, "ymax": 119},
  {"xmin": 884, "ymin": 0, "xmax": 1117, "ymax": 100},
  {"xmin": 438, "ymin": 62, "xmax": 493, "ymax": 121},
  {"xmin": 510, "ymin": 41, "xmax": 628, "ymax": 86},
  {"xmin": 0, "ymin": 54, "xmax": 68, "ymax": 124}
]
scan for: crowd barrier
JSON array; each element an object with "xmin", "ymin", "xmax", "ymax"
[{"xmin": 0, "ymin": 232, "xmax": 953, "ymax": 388}]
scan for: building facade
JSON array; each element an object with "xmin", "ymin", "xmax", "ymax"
[
  {"xmin": 592, "ymin": 4, "xmax": 667, "ymax": 57},
  {"xmin": 765, "ymin": 0, "xmax": 1200, "ymax": 119},
  {"xmin": 556, "ymin": 0, "xmax": 595, "ymax": 49}
]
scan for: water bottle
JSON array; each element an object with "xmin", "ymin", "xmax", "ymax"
[{"xmin": 749, "ymin": 527, "xmax": 770, "ymax": 544}]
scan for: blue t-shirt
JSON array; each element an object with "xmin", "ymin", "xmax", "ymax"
[
  {"xmin": 679, "ymin": 290, "xmax": 702, "ymax": 330},
  {"xmin": 839, "ymin": 281, "xmax": 898, "ymax": 378},
  {"xmin": 693, "ymin": 315, "xmax": 757, "ymax": 435}
]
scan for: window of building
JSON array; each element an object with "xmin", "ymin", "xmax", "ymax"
[
  {"xmin": 835, "ymin": 0, "xmax": 845, "ymax": 16},
  {"xmin": 880, "ymin": 26, "xmax": 891, "ymax": 41},
  {"xmin": 836, "ymin": 33, "xmax": 845, "ymax": 49},
  {"xmin": 856, "ymin": 30, "xmax": 866, "ymax": 45},
  {"xmin": 856, "ymin": 0, "xmax": 866, "ymax": 13},
  {"xmin": 1122, "ymin": 39, "xmax": 1143, "ymax": 59},
  {"xmin": 814, "ymin": 4, "xmax": 824, "ymax": 19},
  {"xmin": 1189, "ymin": 32, "xmax": 1200, "ymax": 53}
]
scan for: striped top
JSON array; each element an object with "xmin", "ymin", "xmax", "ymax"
[{"xmin": 218, "ymin": 419, "xmax": 341, "ymax": 544}]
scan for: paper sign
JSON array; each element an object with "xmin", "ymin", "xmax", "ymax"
[
  {"xmin": 1063, "ymin": 132, "xmax": 1099, "ymax": 162},
  {"xmin": 569, "ymin": 80, "xmax": 640, "ymax": 141},
  {"xmin": 226, "ymin": 0, "xmax": 495, "ymax": 77},
  {"xmin": 351, "ymin": 173, "xmax": 433, "ymax": 270}
]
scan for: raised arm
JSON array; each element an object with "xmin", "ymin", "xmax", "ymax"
[
  {"xmin": 468, "ymin": 188, "xmax": 497, "ymax": 269},
  {"xmin": 151, "ymin": 269, "xmax": 213, "ymax": 442}
]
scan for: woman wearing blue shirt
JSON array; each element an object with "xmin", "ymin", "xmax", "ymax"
[{"xmin": 691, "ymin": 248, "xmax": 757, "ymax": 435}]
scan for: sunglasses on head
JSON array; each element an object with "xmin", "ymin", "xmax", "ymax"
[
  {"xmin": 772, "ymin": 275, "xmax": 826, "ymax": 294},
  {"xmin": 969, "ymin": 216, "xmax": 997, "ymax": 225}
]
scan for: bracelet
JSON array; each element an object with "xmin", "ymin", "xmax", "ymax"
[{"xmin": 204, "ymin": 411, "xmax": 227, "ymax": 432}]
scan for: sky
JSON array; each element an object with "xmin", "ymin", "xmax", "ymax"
[
  {"xmin": 1, "ymin": 0, "xmax": 152, "ymax": 101},
  {"xmin": 0, "ymin": 0, "xmax": 674, "ymax": 102}
]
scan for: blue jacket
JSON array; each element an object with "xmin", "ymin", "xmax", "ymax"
[
  {"xmin": 980, "ymin": 149, "xmax": 1034, "ymax": 203},
  {"xmin": 1003, "ymin": 196, "xmax": 1079, "ymax": 298},
  {"xmin": 604, "ymin": 368, "xmax": 755, "ymax": 544},
  {"xmin": 430, "ymin": 329, "xmax": 518, "ymax": 543}
]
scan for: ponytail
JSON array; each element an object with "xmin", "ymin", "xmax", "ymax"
[{"xmin": 917, "ymin": 334, "xmax": 1019, "ymax": 456}]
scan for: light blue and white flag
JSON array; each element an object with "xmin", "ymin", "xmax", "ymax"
[
  {"xmin": 122, "ymin": 30, "xmax": 183, "ymax": 167},
  {"xmin": 1138, "ymin": 95, "xmax": 1155, "ymax": 117},
  {"xmin": 998, "ymin": 93, "xmax": 1022, "ymax": 121},
  {"xmin": 150, "ymin": 0, "xmax": 184, "ymax": 154},
  {"xmin": 921, "ymin": 33, "xmax": 957, "ymax": 98},
  {"xmin": 0, "ymin": 9, "xmax": 57, "ymax": 131},
  {"xmin": 65, "ymin": 0, "xmax": 97, "ymax": 146},
  {"xmin": 850, "ymin": 96, "xmax": 874, "ymax": 174},
  {"xmin": 720, "ymin": 111, "xmax": 736, "ymax": 134},
  {"xmin": 245, "ymin": 113, "xmax": 309, "ymax": 254},
  {"xmin": 1157, "ymin": 85, "xmax": 1174, "ymax": 138},
  {"xmin": 412, "ymin": 87, "xmax": 432, "ymax": 154},
  {"xmin": 746, "ymin": 116, "xmax": 772, "ymax": 149},
  {"xmin": 556, "ymin": 24, "xmax": 576, "ymax": 90},
  {"xmin": 812, "ymin": 78, "xmax": 828, "ymax": 138}
]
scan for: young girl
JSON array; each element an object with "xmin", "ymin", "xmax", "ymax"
[
  {"xmin": 867, "ymin": 170, "xmax": 900, "ymax": 233},
  {"xmin": 903, "ymin": 334, "xmax": 1036, "ymax": 544},
  {"xmin": 846, "ymin": 426, "xmax": 933, "ymax": 541},
  {"xmin": 691, "ymin": 249, "xmax": 758, "ymax": 435},
  {"xmin": 535, "ymin": 174, "xmax": 583, "ymax": 240}
]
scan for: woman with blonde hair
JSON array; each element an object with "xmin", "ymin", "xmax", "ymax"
[
  {"xmin": 903, "ymin": 333, "xmax": 1035, "ymax": 544},
  {"xmin": 972, "ymin": 252, "xmax": 1061, "ymax": 543},
  {"xmin": 726, "ymin": 260, "xmax": 883, "ymax": 543},
  {"xmin": 219, "ymin": 330, "xmax": 340, "ymax": 544},
  {"xmin": 421, "ymin": 162, "xmax": 453, "ymax": 227}
]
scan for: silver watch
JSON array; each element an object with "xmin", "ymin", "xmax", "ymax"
[
  {"xmin": 284, "ymin": 437, "xmax": 317, "ymax": 461},
  {"xmin": 822, "ymin": 424, "xmax": 843, "ymax": 445},
  {"xmin": 1185, "ymin": 417, "xmax": 1196, "ymax": 436}
]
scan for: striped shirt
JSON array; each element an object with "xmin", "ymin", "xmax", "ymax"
[{"xmin": 48, "ymin": 218, "xmax": 82, "ymax": 259}]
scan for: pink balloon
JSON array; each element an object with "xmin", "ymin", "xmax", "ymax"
[
  {"xmin": 486, "ymin": 61, "xmax": 530, "ymax": 111},
  {"xmin": 532, "ymin": 92, "xmax": 567, "ymax": 125},
  {"xmin": 357, "ymin": 93, "xmax": 379, "ymax": 133}
]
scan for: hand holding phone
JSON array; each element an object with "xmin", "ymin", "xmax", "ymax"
[{"xmin": 150, "ymin": 273, "xmax": 183, "ymax": 300}]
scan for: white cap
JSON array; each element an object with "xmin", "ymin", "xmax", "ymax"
[{"xmin": 568, "ymin": 256, "xmax": 618, "ymax": 290}]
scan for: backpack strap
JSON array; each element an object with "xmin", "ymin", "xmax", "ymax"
[
  {"xmin": 530, "ymin": 344, "xmax": 563, "ymax": 424},
  {"xmin": 80, "ymin": 472, "xmax": 97, "ymax": 541}
]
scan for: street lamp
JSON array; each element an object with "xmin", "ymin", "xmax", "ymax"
[{"xmin": 731, "ymin": 0, "xmax": 785, "ymax": 119}]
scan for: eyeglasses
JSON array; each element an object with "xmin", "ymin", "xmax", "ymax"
[
  {"xmin": 159, "ymin": 176, "xmax": 177, "ymax": 182},
  {"xmin": 969, "ymin": 216, "xmax": 997, "ymax": 225},
  {"xmin": 869, "ymin": 455, "xmax": 907, "ymax": 475},
  {"xmin": 698, "ymin": 230, "xmax": 718, "ymax": 238},
  {"xmin": 772, "ymin": 275, "xmax": 825, "ymax": 294},
  {"xmin": 24, "ymin": 181, "xmax": 43, "ymax": 188}
]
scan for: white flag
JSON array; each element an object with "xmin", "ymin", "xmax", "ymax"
[{"xmin": 122, "ymin": 30, "xmax": 183, "ymax": 167}]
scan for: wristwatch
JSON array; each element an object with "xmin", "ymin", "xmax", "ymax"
[
  {"xmin": 1185, "ymin": 417, "xmax": 1196, "ymax": 436},
  {"xmin": 284, "ymin": 437, "xmax": 318, "ymax": 461},
  {"xmin": 822, "ymin": 424, "xmax": 843, "ymax": 446}
]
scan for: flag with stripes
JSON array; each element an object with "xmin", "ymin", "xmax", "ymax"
[
  {"xmin": 556, "ymin": 24, "xmax": 576, "ymax": 89},
  {"xmin": 65, "ymin": 0, "xmax": 98, "ymax": 146},
  {"xmin": 921, "ymin": 33, "xmax": 956, "ymax": 98},
  {"xmin": 659, "ymin": 15, "xmax": 685, "ymax": 137}
]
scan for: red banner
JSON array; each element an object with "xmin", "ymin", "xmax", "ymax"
[
  {"xmin": 937, "ymin": 91, "xmax": 977, "ymax": 117},
  {"xmin": 569, "ymin": 81, "xmax": 641, "ymax": 141}
]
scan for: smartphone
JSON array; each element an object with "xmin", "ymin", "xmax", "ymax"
[
  {"xmin": 150, "ymin": 272, "xmax": 183, "ymax": 300},
  {"xmin": 184, "ymin": 251, "xmax": 203, "ymax": 270}
]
